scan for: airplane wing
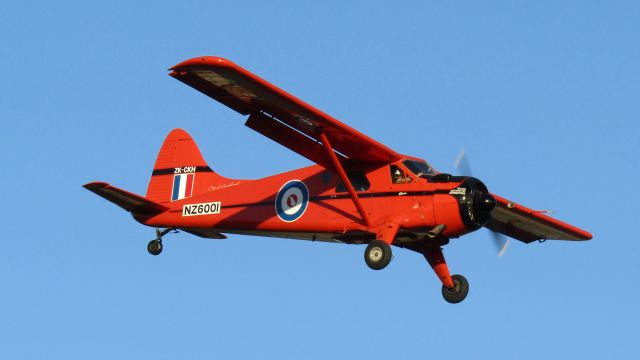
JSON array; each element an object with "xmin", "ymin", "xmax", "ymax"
[
  {"xmin": 169, "ymin": 56, "xmax": 402, "ymax": 171},
  {"xmin": 486, "ymin": 194, "xmax": 592, "ymax": 243}
]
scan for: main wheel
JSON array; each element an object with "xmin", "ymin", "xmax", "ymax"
[
  {"xmin": 442, "ymin": 274, "xmax": 469, "ymax": 304},
  {"xmin": 364, "ymin": 240, "xmax": 392, "ymax": 270},
  {"xmin": 147, "ymin": 239, "xmax": 163, "ymax": 256}
]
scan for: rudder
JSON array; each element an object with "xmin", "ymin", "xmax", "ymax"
[{"xmin": 146, "ymin": 128, "xmax": 232, "ymax": 204}]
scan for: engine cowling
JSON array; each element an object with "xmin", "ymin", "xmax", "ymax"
[
  {"xmin": 450, "ymin": 177, "xmax": 496, "ymax": 229},
  {"xmin": 432, "ymin": 176, "xmax": 496, "ymax": 236}
]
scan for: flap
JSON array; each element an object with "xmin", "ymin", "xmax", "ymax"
[
  {"xmin": 169, "ymin": 56, "xmax": 402, "ymax": 171},
  {"xmin": 486, "ymin": 194, "xmax": 592, "ymax": 243}
]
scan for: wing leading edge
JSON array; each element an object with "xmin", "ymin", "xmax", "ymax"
[
  {"xmin": 169, "ymin": 56, "xmax": 402, "ymax": 171},
  {"xmin": 486, "ymin": 194, "xmax": 592, "ymax": 243}
]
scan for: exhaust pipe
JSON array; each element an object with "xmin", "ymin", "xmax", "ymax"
[{"xmin": 427, "ymin": 224, "xmax": 447, "ymax": 238}]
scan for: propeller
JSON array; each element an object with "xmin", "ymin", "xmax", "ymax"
[
  {"xmin": 491, "ymin": 229, "xmax": 509, "ymax": 257},
  {"xmin": 454, "ymin": 150, "xmax": 509, "ymax": 257}
]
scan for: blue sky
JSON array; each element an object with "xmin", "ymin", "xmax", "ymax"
[{"xmin": 1, "ymin": 1, "xmax": 638, "ymax": 359}]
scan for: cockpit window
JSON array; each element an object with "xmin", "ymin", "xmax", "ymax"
[
  {"xmin": 390, "ymin": 165, "xmax": 412, "ymax": 184},
  {"xmin": 403, "ymin": 160, "xmax": 436, "ymax": 178},
  {"xmin": 336, "ymin": 171, "xmax": 371, "ymax": 192}
]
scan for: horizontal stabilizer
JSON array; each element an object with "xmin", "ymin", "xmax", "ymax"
[
  {"xmin": 181, "ymin": 228, "xmax": 227, "ymax": 239},
  {"xmin": 84, "ymin": 182, "xmax": 168, "ymax": 215}
]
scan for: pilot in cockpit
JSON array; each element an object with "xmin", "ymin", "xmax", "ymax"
[{"xmin": 391, "ymin": 166, "xmax": 411, "ymax": 184}]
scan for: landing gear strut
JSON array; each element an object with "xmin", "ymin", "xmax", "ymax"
[
  {"xmin": 147, "ymin": 228, "xmax": 176, "ymax": 256},
  {"xmin": 422, "ymin": 246, "xmax": 469, "ymax": 304}
]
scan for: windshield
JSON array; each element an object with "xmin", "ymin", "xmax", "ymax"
[{"xmin": 403, "ymin": 159, "xmax": 436, "ymax": 178}]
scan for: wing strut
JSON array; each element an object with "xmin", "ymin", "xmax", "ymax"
[{"xmin": 318, "ymin": 132, "xmax": 371, "ymax": 227}]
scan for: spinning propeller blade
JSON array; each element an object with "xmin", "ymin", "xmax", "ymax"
[
  {"xmin": 454, "ymin": 149, "xmax": 472, "ymax": 177},
  {"xmin": 454, "ymin": 149, "xmax": 509, "ymax": 257},
  {"xmin": 491, "ymin": 229, "xmax": 510, "ymax": 257}
]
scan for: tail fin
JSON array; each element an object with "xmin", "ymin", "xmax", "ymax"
[{"xmin": 146, "ymin": 129, "xmax": 232, "ymax": 204}]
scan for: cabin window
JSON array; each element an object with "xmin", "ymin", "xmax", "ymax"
[
  {"xmin": 390, "ymin": 165, "xmax": 412, "ymax": 184},
  {"xmin": 403, "ymin": 160, "xmax": 436, "ymax": 178},
  {"xmin": 336, "ymin": 171, "xmax": 370, "ymax": 192}
]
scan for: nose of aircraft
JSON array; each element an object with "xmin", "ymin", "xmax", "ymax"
[
  {"xmin": 460, "ymin": 176, "xmax": 496, "ymax": 228},
  {"xmin": 477, "ymin": 192, "xmax": 497, "ymax": 215}
]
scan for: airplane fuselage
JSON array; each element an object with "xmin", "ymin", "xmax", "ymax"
[{"xmin": 137, "ymin": 160, "xmax": 485, "ymax": 244}]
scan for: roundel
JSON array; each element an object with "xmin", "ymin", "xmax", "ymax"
[{"xmin": 275, "ymin": 180, "xmax": 310, "ymax": 222}]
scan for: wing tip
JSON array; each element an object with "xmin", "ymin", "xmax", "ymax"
[
  {"xmin": 578, "ymin": 231, "xmax": 593, "ymax": 241},
  {"xmin": 83, "ymin": 181, "xmax": 110, "ymax": 190},
  {"xmin": 559, "ymin": 227, "xmax": 592, "ymax": 241},
  {"xmin": 169, "ymin": 56, "xmax": 234, "ymax": 71}
]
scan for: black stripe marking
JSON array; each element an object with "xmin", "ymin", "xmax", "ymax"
[
  {"xmin": 219, "ymin": 189, "xmax": 455, "ymax": 209},
  {"xmin": 152, "ymin": 166, "xmax": 214, "ymax": 176}
]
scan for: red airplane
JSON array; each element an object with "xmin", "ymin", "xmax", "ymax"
[{"xmin": 84, "ymin": 56, "xmax": 592, "ymax": 303}]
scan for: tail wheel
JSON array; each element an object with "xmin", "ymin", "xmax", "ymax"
[
  {"xmin": 442, "ymin": 274, "xmax": 469, "ymax": 304},
  {"xmin": 364, "ymin": 240, "xmax": 392, "ymax": 270},
  {"xmin": 147, "ymin": 239, "xmax": 163, "ymax": 256}
]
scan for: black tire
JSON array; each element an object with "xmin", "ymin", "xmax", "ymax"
[
  {"xmin": 442, "ymin": 274, "xmax": 469, "ymax": 304},
  {"xmin": 364, "ymin": 240, "xmax": 392, "ymax": 270},
  {"xmin": 147, "ymin": 239, "xmax": 163, "ymax": 256}
]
